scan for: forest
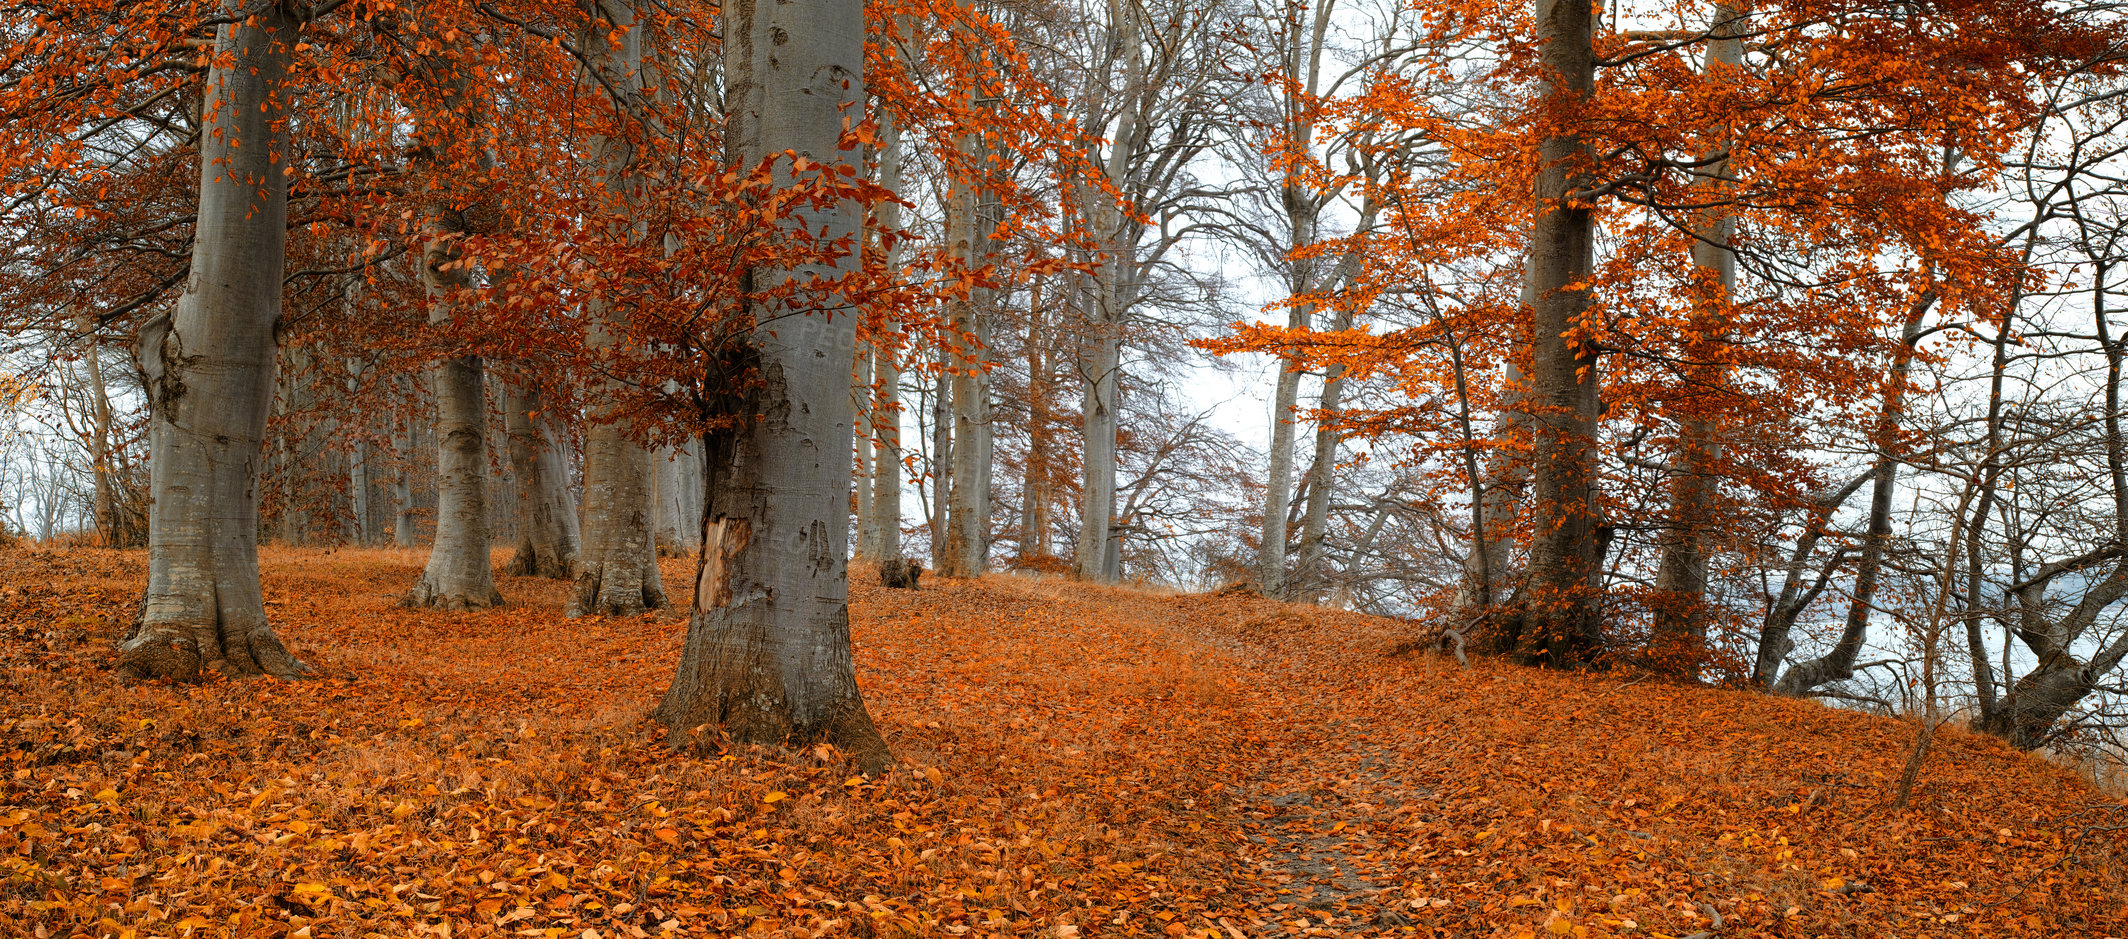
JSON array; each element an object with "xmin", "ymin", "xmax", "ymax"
[{"xmin": 4, "ymin": 0, "xmax": 2128, "ymax": 933}]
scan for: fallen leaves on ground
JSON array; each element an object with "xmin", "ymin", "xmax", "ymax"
[{"xmin": 0, "ymin": 545, "xmax": 2121, "ymax": 937}]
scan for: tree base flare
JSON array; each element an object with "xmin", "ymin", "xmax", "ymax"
[
  {"xmin": 503, "ymin": 541, "xmax": 574, "ymax": 579},
  {"xmin": 567, "ymin": 561, "xmax": 668, "ymax": 618},
  {"xmin": 402, "ymin": 576, "xmax": 504, "ymax": 611},
  {"xmin": 116, "ymin": 620, "xmax": 309, "ymax": 682},
  {"xmin": 657, "ymin": 696, "xmax": 892, "ymax": 778}
]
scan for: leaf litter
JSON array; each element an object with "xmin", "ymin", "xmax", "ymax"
[{"xmin": 1, "ymin": 546, "xmax": 2122, "ymax": 937}]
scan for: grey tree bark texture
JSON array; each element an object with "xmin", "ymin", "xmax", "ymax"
[
  {"xmin": 654, "ymin": 438, "xmax": 706, "ymax": 556},
  {"xmin": 1260, "ymin": 320, "xmax": 1305, "ymax": 597},
  {"xmin": 1511, "ymin": 0, "xmax": 1604, "ymax": 668},
  {"xmin": 501, "ymin": 378, "xmax": 582, "ymax": 578},
  {"xmin": 1292, "ymin": 306, "xmax": 1351, "ymax": 596},
  {"xmin": 940, "ymin": 115, "xmax": 996, "ymax": 579},
  {"xmin": 570, "ymin": 0, "xmax": 668, "ymax": 617},
  {"xmin": 403, "ymin": 55, "xmax": 503, "ymax": 611},
  {"xmin": 1647, "ymin": 1, "xmax": 1746, "ymax": 674},
  {"xmin": 1017, "ymin": 278, "xmax": 1053, "ymax": 560},
  {"xmin": 1256, "ymin": 0, "xmax": 1338, "ymax": 599},
  {"xmin": 861, "ymin": 116, "xmax": 906, "ymax": 563},
  {"xmin": 1069, "ymin": 0, "xmax": 1147, "ymax": 584},
  {"xmin": 120, "ymin": 6, "xmax": 310, "ymax": 681},
  {"xmin": 392, "ymin": 380, "xmax": 420, "ymax": 547},
  {"xmin": 346, "ymin": 356, "xmax": 372, "ymax": 544},
  {"xmin": 653, "ymin": 0, "xmax": 891, "ymax": 773},
  {"xmin": 853, "ymin": 347, "xmax": 875, "ymax": 557}
]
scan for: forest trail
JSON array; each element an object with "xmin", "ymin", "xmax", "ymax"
[{"xmin": 2, "ymin": 546, "xmax": 2125, "ymax": 938}]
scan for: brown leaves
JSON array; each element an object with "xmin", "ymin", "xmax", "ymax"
[{"xmin": 3, "ymin": 546, "xmax": 2124, "ymax": 936}]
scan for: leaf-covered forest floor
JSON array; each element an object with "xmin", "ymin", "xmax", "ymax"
[{"xmin": 3, "ymin": 546, "xmax": 2125, "ymax": 938}]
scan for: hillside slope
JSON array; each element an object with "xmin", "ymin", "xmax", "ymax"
[{"xmin": 0, "ymin": 546, "xmax": 2122, "ymax": 938}]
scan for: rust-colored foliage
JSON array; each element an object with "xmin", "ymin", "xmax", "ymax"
[{"xmin": 3, "ymin": 545, "xmax": 2122, "ymax": 936}]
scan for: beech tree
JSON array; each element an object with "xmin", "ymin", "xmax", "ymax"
[
  {"xmin": 653, "ymin": 0, "xmax": 890, "ymax": 771},
  {"xmin": 120, "ymin": 5, "xmax": 311, "ymax": 680},
  {"xmin": 501, "ymin": 376, "xmax": 581, "ymax": 578},
  {"xmin": 401, "ymin": 16, "xmax": 503, "ymax": 611},
  {"xmin": 564, "ymin": 1, "xmax": 667, "ymax": 616}
]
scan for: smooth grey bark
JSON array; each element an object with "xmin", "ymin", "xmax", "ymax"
[
  {"xmin": 653, "ymin": 0, "xmax": 890, "ymax": 772},
  {"xmin": 404, "ymin": 348, "xmax": 503, "ymax": 609},
  {"xmin": 1293, "ymin": 303, "xmax": 1355, "ymax": 596},
  {"xmin": 929, "ymin": 357, "xmax": 951, "ymax": 570},
  {"xmin": 569, "ymin": 0, "xmax": 667, "ymax": 616},
  {"xmin": 1069, "ymin": 0, "xmax": 1148, "ymax": 584},
  {"xmin": 391, "ymin": 379, "xmax": 419, "ymax": 545},
  {"xmin": 347, "ymin": 356, "xmax": 372, "ymax": 545},
  {"xmin": 865, "ymin": 335, "xmax": 904, "ymax": 560},
  {"xmin": 1514, "ymin": 0, "xmax": 1604, "ymax": 667},
  {"xmin": 1648, "ymin": 2, "xmax": 1746, "ymax": 673},
  {"xmin": 119, "ymin": 6, "xmax": 308, "ymax": 681},
  {"xmin": 941, "ymin": 119, "xmax": 996, "ymax": 579},
  {"xmin": 1261, "ymin": 326, "xmax": 1305, "ymax": 596},
  {"xmin": 1075, "ymin": 265, "xmax": 1123, "ymax": 581},
  {"xmin": 859, "ymin": 113, "xmax": 905, "ymax": 563},
  {"xmin": 501, "ymin": 378, "xmax": 581, "ymax": 578},
  {"xmin": 1256, "ymin": 0, "xmax": 1338, "ymax": 599},
  {"xmin": 572, "ymin": 420, "xmax": 666, "ymax": 614},
  {"xmin": 404, "ymin": 49, "xmax": 502, "ymax": 611},
  {"xmin": 654, "ymin": 438, "xmax": 705, "ymax": 556},
  {"xmin": 1018, "ymin": 277, "xmax": 1054, "ymax": 560},
  {"xmin": 1772, "ymin": 294, "xmax": 1934, "ymax": 695},
  {"xmin": 853, "ymin": 346, "xmax": 874, "ymax": 557},
  {"xmin": 392, "ymin": 390, "xmax": 419, "ymax": 547}
]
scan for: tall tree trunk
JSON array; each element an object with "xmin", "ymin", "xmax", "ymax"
[
  {"xmin": 1515, "ymin": 0, "xmax": 1604, "ymax": 668},
  {"xmin": 1259, "ymin": 0, "xmax": 1339, "ymax": 601},
  {"xmin": 866, "ymin": 338, "xmax": 904, "ymax": 560},
  {"xmin": 1648, "ymin": 2, "xmax": 1747, "ymax": 675},
  {"xmin": 1260, "ymin": 321, "xmax": 1306, "ymax": 597},
  {"xmin": 1070, "ymin": 0, "xmax": 1142, "ymax": 584},
  {"xmin": 403, "ymin": 45, "xmax": 502, "ymax": 611},
  {"xmin": 120, "ymin": 5, "xmax": 309, "ymax": 681},
  {"xmin": 391, "ymin": 379, "xmax": 419, "ymax": 545},
  {"xmin": 348, "ymin": 357, "xmax": 372, "ymax": 545},
  {"xmin": 853, "ymin": 344, "xmax": 875, "ymax": 559},
  {"xmin": 861, "ymin": 114, "xmax": 906, "ymax": 562},
  {"xmin": 392, "ymin": 391, "xmax": 419, "ymax": 547},
  {"xmin": 570, "ymin": 0, "xmax": 667, "ymax": 616},
  {"xmin": 1973, "ymin": 266, "xmax": 2128, "ymax": 748},
  {"xmin": 1020, "ymin": 277, "xmax": 1053, "ymax": 560},
  {"xmin": 654, "ymin": 438, "xmax": 705, "ymax": 556},
  {"xmin": 501, "ymin": 377, "xmax": 581, "ymax": 577},
  {"xmin": 77, "ymin": 311, "xmax": 136, "ymax": 546},
  {"xmin": 930, "ymin": 357, "xmax": 951, "ymax": 570},
  {"xmin": 941, "ymin": 115, "xmax": 995, "ymax": 578},
  {"xmin": 573, "ymin": 423, "xmax": 666, "ymax": 614},
  {"xmin": 1075, "ymin": 261, "xmax": 1123, "ymax": 582},
  {"xmin": 1293, "ymin": 305, "xmax": 1354, "ymax": 598},
  {"xmin": 655, "ymin": 0, "xmax": 889, "ymax": 772}
]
